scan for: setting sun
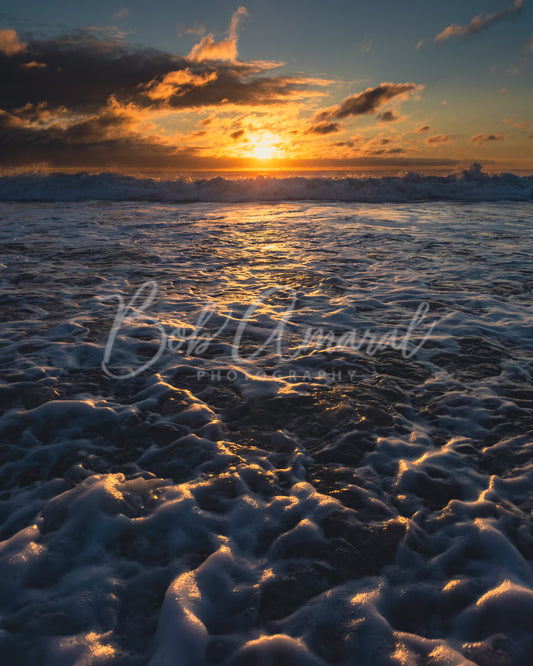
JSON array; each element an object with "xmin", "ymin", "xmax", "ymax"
[{"xmin": 248, "ymin": 132, "xmax": 280, "ymax": 160}]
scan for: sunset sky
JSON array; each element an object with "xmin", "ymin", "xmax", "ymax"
[{"xmin": 1, "ymin": 0, "xmax": 532, "ymax": 171}]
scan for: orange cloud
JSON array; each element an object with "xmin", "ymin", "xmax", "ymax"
[
  {"xmin": 145, "ymin": 69, "xmax": 218, "ymax": 101},
  {"xmin": 188, "ymin": 6, "xmax": 248, "ymax": 63},
  {"xmin": 20, "ymin": 61, "xmax": 47, "ymax": 69},
  {"xmin": 435, "ymin": 0, "xmax": 523, "ymax": 43},
  {"xmin": 470, "ymin": 133, "xmax": 505, "ymax": 146},
  {"xmin": 426, "ymin": 134, "xmax": 451, "ymax": 144},
  {"xmin": 0, "ymin": 28, "xmax": 26, "ymax": 56}
]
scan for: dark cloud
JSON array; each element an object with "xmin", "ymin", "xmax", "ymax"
[
  {"xmin": 414, "ymin": 124, "xmax": 430, "ymax": 133},
  {"xmin": 0, "ymin": 32, "xmax": 179, "ymax": 113},
  {"xmin": 316, "ymin": 83, "xmax": 420, "ymax": 122},
  {"xmin": 377, "ymin": 109, "xmax": 400, "ymax": 123},
  {"xmin": 230, "ymin": 129, "xmax": 245, "ymax": 140},
  {"xmin": 0, "ymin": 28, "xmax": 325, "ymax": 168},
  {"xmin": 367, "ymin": 147, "xmax": 405, "ymax": 156},
  {"xmin": 470, "ymin": 133, "xmax": 505, "ymax": 146},
  {"xmin": 0, "ymin": 108, "xmax": 185, "ymax": 167},
  {"xmin": 435, "ymin": 0, "xmax": 523, "ymax": 43},
  {"xmin": 305, "ymin": 121, "xmax": 340, "ymax": 135},
  {"xmin": 426, "ymin": 134, "xmax": 451, "ymax": 144},
  {"xmin": 0, "ymin": 30, "xmax": 316, "ymax": 114}
]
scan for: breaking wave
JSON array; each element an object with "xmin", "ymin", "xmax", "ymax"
[{"xmin": 0, "ymin": 164, "xmax": 532, "ymax": 202}]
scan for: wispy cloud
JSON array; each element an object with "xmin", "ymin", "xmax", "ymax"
[
  {"xmin": 184, "ymin": 22, "xmax": 206, "ymax": 37},
  {"xmin": 316, "ymin": 82, "xmax": 421, "ymax": 122},
  {"xmin": 305, "ymin": 122, "xmax": 340, "ymax": 135},
  {"xmin": 426, "ymin": 134, "xmax": 451, "ymax": 144},
  {"xmin": 377, "ymin": 109, "xmax": 400, "ymax": 123},
  {"xmin": 435, "ymin": 0, "xmax": 523, "ymax": 43},
  {"xmin": 470, "ymin": 133, "xmax": 505, "ymax": 145},
  {"xmin": 358, "ymin": 36, "xmax": 372, "ymax": 53},
  {"xmin": 111, "ymin": 8, "xmax": 129, "ymax": 21},
  {"xmin": 188, "ymin": 6, "xmax": 248, "ymax": 63}
]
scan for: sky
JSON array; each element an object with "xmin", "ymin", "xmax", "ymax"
[{"xmin": 0, "ymin": 0, "xmax": 532, "ymax": 172}]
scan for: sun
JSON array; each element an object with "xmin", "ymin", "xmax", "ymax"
[{"xmin": 249, "ymin": 132, "xmax": 280, "ymax": 160}]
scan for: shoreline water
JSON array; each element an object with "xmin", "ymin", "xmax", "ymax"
[{"xmin": 1, "ymin": 200, "xmax": 533, "ymax": 665}]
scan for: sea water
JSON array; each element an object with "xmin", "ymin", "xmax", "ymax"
[{"xmin": 0, "ymin": 177, "xmax": 533, "ymax": 665}]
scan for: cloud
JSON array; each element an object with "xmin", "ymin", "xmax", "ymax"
[
  {"xmin": 144, "ymin": 69, "xmax": 218, "ymax": 101},
  {"xmin": 188, "ymin": 34, "xmax": 239, "ymax": 63},
  {"xmin": 20, "ymin": 61, "xmax": 46, "ymax": 69},
  {"xmin": 414, "ymin": 124, "xmax": 430, "ymax": 133},
  {"xmin": 435, "ymin": 0, "xmax": 523, "ymax": 43},
  {"xmin": 184, "ymin": 22, "xmax": 206, "ymax": 37},
  {"xmin": 188, "ymin": 6, "xmax": 248, "ymax": 62},
  {"xmin": 230, "ymin": 128, "xmax": 245, "ymax": 140},
  {"xmin": 0, "ymin": 25, "xmax": 329, "ymax": 169},
  {"xmin": 0, "ymin": 28, "xmax": 25, "ymax": 55},
  {"xmin": 513, "ymin": 122, "xmax": 529, "ymax": 129},
  {"xmin": 358, "ymin": 36, "xmax": 372, "ymax": 53},
  {"xmin": 426, "ymin": 134, "xmax": 451, "ymax": 144},
  {"xmin": 0, "ymin": 29, "xmax": 320, "ymax": 115},
  {"xmin": 305, "ymin": 121, "xmax": 340, "ymax": 135},
  {"xmin": 111, "ymin": 8, "xmax": 129, "ymax": 21},
  {"xmin": 470, "ymin": 133, "xmax": 505, "ymax": 146},
  {"xmin": 332, "ymin": 135, "xmax": 365, "ymax": 149},
  {"xmin": 229, "ymin": 6, "xmax": 248, "ymax": 37},
  {"xmin": 366, "ymin": 147, "xmax": 405, "ymax": 156},
  {"xmin": 316, "ymin": 82, "xmax": 421, "ymax": 122},
  {"xmin": 0, "ymin": 104, "xmax": 172, "ymax": 166},
  {"xmin": 377, "ymin": 109, "xmax": 400, "ymax": 123}
]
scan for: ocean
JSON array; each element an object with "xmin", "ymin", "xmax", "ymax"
[{"xmin": 1, "ymin": 169, "xmax": 533, "ymax": 665}]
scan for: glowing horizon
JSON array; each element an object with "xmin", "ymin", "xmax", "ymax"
[{"xmin": 0, "ymin": 1, "xmax": 532, "ymax": 171}]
